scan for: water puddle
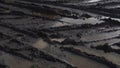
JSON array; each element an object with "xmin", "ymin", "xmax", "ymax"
[
  {"xmin": 101, "ymin": 16, "xmax": 120, "ymax": 22},
  {"xmin": 60, "ymin": 17, "xmax": 103, "ymax": 24},
  {"xmin": 52, "ymin": 21, "xmax": 70, "ymax": 27},
  {"xmin": 32, "ymin": 39, "xmax": 48, "ymax": 49},
  {"xmin": 0, "ymin": 51, "xmax": 32, "ymax": 68},
  {"xmin": 105, "ymin": 5, "xmax": 120, "ymax": 9},
  {"xmin": 88, "ymin": 0, "xmax": 101, "ymax": 2},
  {"xmin": 52, "ymin": 17, "xmax": 103, "ymax": 27},
  {"xmin": 51, "ymin": 38, "xmax": 65, "ymax": 43},
  {"xmin": 32, "ymin": 12, "xmax": 59, "ymax": 19},
  {"xmin": 73, "ymin": 46, "xmax": 120, "ymax": 66},
  {"xmin": 89, "ymin": 38, "xmax": 120, "ymax": 46},
  {"xmin": 64, "ymin": 51, "xmax": 108, "ymax": 68},
  {"xmin": 81, "ymin": 30, "xmax": 120, "ymax": 42},
  {"xmin": 111, "ymin": 46, "xmax": 120, "ymax": 49}
]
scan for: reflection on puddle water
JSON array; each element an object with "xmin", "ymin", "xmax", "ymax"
[
  {"xmin": 33, "ymin": 39, "xmax": 48, "ymax": 49},
  {"xmin": 51, "ymin": 38, "xmax": 65, "ymax": 43},
  {"xmin": 52, "ymin": 17, "xmax": 103, "ymax": 27},
  {"xmin": 52, "ymin": 16, "xmax": 120, "ymax": 28},
  {"xmin": 32, "ymin": 12, "xmax": 59, "ymax": 19},
  {"xmin": 81, "ymin": 30, "xmax": 120, "ymax": 42},
  {"xmin": 88, "ymin": 0, "xmax": 101, "ymax": 2},
  {"xmin": 64, "ymin": 51, "xmax": 108, "ymax": 68},
  {"xmin": 52, "ymin": 22, "xmax": 70, "ymax": 27},
  {"xmin": 105, "ymin": 5, "xmax": 120, "ymax": 9},
  {"xmin": 89, "ymin": 38, "xmax": 120, "ymax": 46},
  {"xmin": 60, "ymin": 17, "xmax": 103, "ymax": 25},
  {"xmin": 111, "ymin": 46, "xmax": 120, "ymax": 49},
  {"xmin": 74, "ymin": 46, "xmax": 120, "ymax": 66},
  {"xmin": 101, "ymin": 16, "xmax": 120, "ymax": 22},
  {"xmin": 84, "ymin": 0, "xmax": 101, "ymax": 3},
  {"xmin": 112, "ymin": 18, "xmax": 120, "ymax": 22}
]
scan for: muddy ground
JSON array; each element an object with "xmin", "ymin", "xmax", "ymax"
[{"xmin": 0, "ymin": 0, "xmax": 120, "ymax": 68}]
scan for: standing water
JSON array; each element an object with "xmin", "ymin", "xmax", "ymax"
[
  {"xmin": 33, "ymin": 39, "xmax": 48, "ymax": 49},
  {"xmin": 88, "ymin": 0, "xmax": 101, "ymax": 2}
]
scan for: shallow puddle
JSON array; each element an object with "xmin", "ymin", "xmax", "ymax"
[
  {"xmin": 89, "ymin": 38, "xmax": 120, "ymax": 46},
  {"xmin": 111, "ymin": 45, "xmax": 120, "ymax": 49},
  {"xmin": 105, "ymin": 5, "xmax": 120, "ymax": 9},
  {"xmin": 60, "ymin": 17, "xmax": 103, "ymax": 25},
  {"xmin": 32, "ymin": 39, "xmax": 48, "ymax": 49},
  {"xmin": 52, "ymin": 21, "xmax": 70, "ymax": 27},
  {"xmin": 0, "ymin": 51, "xmax": 32, "ymax": 68},
  {"xmin": 52, "ymin": 17, "xmax": 103, "ymax": 27},
  {"xmin": 32, "ymin": 12, "xmax": 59, "ymax": 19},
  {"xmin": 64, "ymin": 51, "xmax": 109, "ymax": 68},
  {"xmin": 81, "ymin": 30, "xmax": 120, "ymax": 42},
  {"xmin": 51, "ymin": 38, "xmax": 65, "ymax": 43},
  {"xmin": 101, "ymin": 16, "xmax": 120, "ymax": 22},
  {"xmin": 88, "ymin": 0, "xmax": 101, "ymax": 2},
  {"xmin": 73, "ymin": 46, "xmax": 120, "ymax": 67}
]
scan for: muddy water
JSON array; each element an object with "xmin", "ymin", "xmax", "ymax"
[
  {"xmin": 51, "ymin": 38, "xmax": 65, "ymax": 43},
  {"xmin": 81, "ymin": 30, "xmax": 120, "ymax": 42},
  {"xmin": 0, "ymin": 51, "xmax": 32, "ymax": 68},
  {"xmin": 32, "ymin": 39, "xmax": 48, "ymax": 49},
  {"xmin": 88, "ymin": 0, "xmax": 101, "ymax": 2},
  {"xmin": 64, "ymin": 51, "xmax": 108, "ymax": 68},
  {"xmin": 101, "ymin": 16, "xmax": 120, "ymax": 22},
  {"xmin": 46, "ymin": 45, "xmax": 109, "ymax": 68},
  {"xmin": 107, "ymin": 5, "xmax": 120, "ymax": 8},
  {"xmin": 52, "ymin": 17, "xmax": 103, "ymax": 27},
  {"xmin": 32, "ymin": 12, "xmax": 59, "ymax": 19},
  {"xmin": 52, "ymin": 21, "xmax": 70, "ymax": 27},
  {"xmin": 83, "ymin": 0, "xmax": 101, "ymax": 3},
  {"xmin": 105, "ymin": 5, "xmax": 120, "ymax": 9},
  {"xmin": 72, "ymin": 46, "xmax": 120, "ymax": 67},
  {"xmin": 111, "ymin": 46, "xmax": 120, "ymax": 49},
  {"xmin": 89, "ymin": 38, "xmax": 120, "ymax": 46},
  {"xmin": 60, "ymin": 17, "xmax": 103, "ymax": 25}
]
